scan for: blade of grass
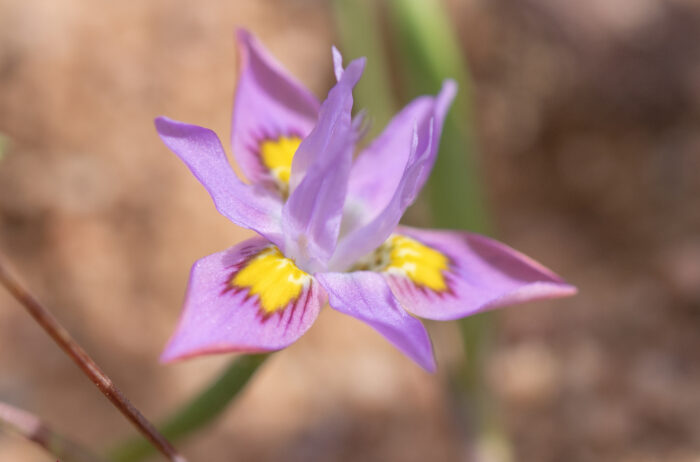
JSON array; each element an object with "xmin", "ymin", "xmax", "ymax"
[
  {"xmin": 109, "ymin": 354, "xmax": 269, "ymax": 462},
  {"xmin": 388, "ymin": 0, "xmax": 487, "ymax": 232},
  {"xmin": 386, "ymin": 1, "xmax": 510, "ymax": 460},
  {"xmin": 332, "ymin": 0, "xmax": 397, "ymax": 136}
]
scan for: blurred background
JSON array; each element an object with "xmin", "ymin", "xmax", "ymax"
[{"xmin": 0, "ymin": 0, "xmax": 699, "ymax": 461}]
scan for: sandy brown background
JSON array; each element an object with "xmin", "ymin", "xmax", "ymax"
[{"xmin": 1, "ymin": 0, "xmax": 699, "ymax": 461}]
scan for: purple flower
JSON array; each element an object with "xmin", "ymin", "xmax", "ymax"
[{"xmin": 155, "ymin": 30, "xmax": 576, "ymax": 372}]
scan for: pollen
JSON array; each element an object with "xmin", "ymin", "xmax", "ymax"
[
  {"xmin": 259, "ymin": 136, "xmax": 302, "ymax": 192},
  {"xmin": 231, "ymin": 246, "xmax": 311, "ymax": 314}
]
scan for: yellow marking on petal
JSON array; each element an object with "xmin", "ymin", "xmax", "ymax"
[
  {"xmin": 385, "ymin": 235, "xmax": 448, "ymax": 291},
  {"xmin": 231, "ymin": 246, "xmax": 311, "ymax": 314},
  {"xmin": 350, "ymin": 234, "xmax": 449, "ymax": 291},
  {"xmin": 259, "ymin": 136, "xmax": 301, "ymax": 189}
]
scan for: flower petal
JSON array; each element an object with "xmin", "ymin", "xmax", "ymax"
[
  {"xmin": 382, "ymin": 227, "xmax": 577, "ymax": 321},
  {"xmin": 344, "ymin": 80, "xmax": 457, "ymax": 230},
  {"xmin": 332, "ymin": 46, "xmax": 344, "ymax": 81},
  {"xmin": 161, "ymin": 237, "xmax": 325, "ymax": 362},
  {"xmin": 316, "ymin": 271, "xmax": 436, "ymax": 372},
  {"xmin": 155, "ymin": 117, "xmax": 284, "ymax": 247},
  {"xmin": 282, "ymin": 57, "xmax": 365, "ymax": 271},
  {"xmin": 330, "ymin": 124, "xmax": 423, "ymax": 271},
  {"xmin": 331, "ymin": 80, "xmax": 457, "ymax": 270},
  {"xmin": 231, "ymin": 29, "xmax": 320, "ymax": 189}
]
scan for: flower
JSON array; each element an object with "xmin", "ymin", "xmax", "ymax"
[{"xmin": 155, "ymin": 29, "xmax": 576, "ymax": 372}]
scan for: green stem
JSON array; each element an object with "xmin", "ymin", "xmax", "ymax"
[
  {"xmin": 386, "ymin": 0, "xmax": 510, "ymax": 459},
  {"xmin": 109, "ymin": 354, "xmax": 269, "ymax": 462}
]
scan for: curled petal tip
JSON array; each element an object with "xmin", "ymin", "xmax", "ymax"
[
  {"xmin": 341, "ymin": 57, "xmax": 366, "ymax": 88},
  {"xmin": 159, "ymin": 347, "xmax": 179, "ymax": 365},
  {"xmin": 159, "ymin": 337, "xmax": 190, "ymax": 364},
  {"xmin": 481, "ymin": 280, "xmax": 578, "ymax": 312},
  {"xmin": 153, "ymin": 115, "xmax": 170, "ymax": 130},
  {"xmin": 332, "ymin": 46, "xmax": 343, "ymax": 81},
  {"xmin": 234, "ymin": 28, "xmax": 256, "ymax": 66},
  {"xmin": 354, "ymin": 56, "xmax": 367, "ymax": 69},
  {"xmin": 555, "ymin": 282, "xmax": 579, "ymax": 297},
  {"xmin": 438, "ymin": 79, "xmax": 458, "ymax": 111},
  {"xmin": 234, "ymin": 27, "xmax": 253, "ymax": 45},
  {"xmin": 159, "ymin": 330, "xmax": 206, "ymax": 364},
  {"xmin": 154, "ymin": 116, "xmax": 217, "ymax": 141},
  {"xmin": 442, "ymin": 78, "xmax": 458, "ymax": 95}
]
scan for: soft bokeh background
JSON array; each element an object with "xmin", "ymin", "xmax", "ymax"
[{"xmin": 1, "ymin": 0, "xmax": 699, "ymax": 461}]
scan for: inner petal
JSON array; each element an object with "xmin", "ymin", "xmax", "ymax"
[
  {"xmin": 259, "ymin": 135, "xmax": 301, "ymax": 197},
  {"xmin": 351, "ymin": 234, "xmax": 449, "ymax": 292},
  {"xmin": 230, "ymin": 245, "xmax": 311, "ymax": 315}
]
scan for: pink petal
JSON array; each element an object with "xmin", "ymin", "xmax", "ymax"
[
  {"xmin": 385, "ymin": 226, "xmax": 577, "ymax": 321},
  {"xmin": 155, "ymin": 117, "xmax": 284, "ymax": 247},
  {"xmin": 332, "ymin": 46, "xmax": 344, "ymax": 81},
  {"xmin": 161, "ymin": 237, "xmax": 325, "ymax": 362},
  {"xmin": 347, "ymin": 81, "xmax": 455, "ymax": 220},
  {"xmin": 231, "ymin": 29, "xmax": 320, "ymax": 186},
  {"xmin": 281, "ymin": 57, "xmax": 365, "ymax": 271},
  {"xmin": 331, "ymin": 80, "xmax": 457, "ymax": 269},
  {"xmin": 316, "ymin": 271, "xmax": 436, "ymax": 372}
]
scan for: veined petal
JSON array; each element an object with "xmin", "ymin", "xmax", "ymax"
[
  {"xmin": 316, "ymin": 271, "xmax": 436, "ymax": 373},
  {"xmin": 331, "ymin": 80, "xmax": 457, "ymax": 270},
  {"xmin": 343, "ymin": 80, "xmax": 457, "ymax": 233},
  {"xmin": 374, "ymin": 226, "xmax": 577, "ymax": 321},
  {"xmin": 155, "ymin": 117, "xmax": 284, "ymax": 247},
  {"xmin": 282, "ymin": 57, "xmax": 365, "ymax": 272},
  {"xmin": 161, "ymin": 237, "xmax": 325, "ymax": 362},
  {"xmin": 288, "ymin": 57, "xmax": 365, "ymax": 191},
  {"xmin": 330, "ymin": 124, "xmax": 422, "ymax": 271},
  {"xmin": 231, "ymin": 29, "xmax": 320, "ymax": 193}
]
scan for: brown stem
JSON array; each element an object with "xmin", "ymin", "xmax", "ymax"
[
  {"xmin": 0, "ymin": 400, "xmax": 106, "ymax": 462},
  {"xmin": 0, "ymin": 255, "xmax": 188, "ymax": 462}
]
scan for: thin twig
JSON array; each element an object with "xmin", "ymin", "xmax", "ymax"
[
  {"xmin": 0, "ymin": 255, "xmax": 188, "ymax": 462},
  {"xmin": 110, "ymin": 354, "xmax": 269, "ymax": 462},
  {"xmin": 0, "ymin": 400, "xmax": 106, "ymax": 462}
]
